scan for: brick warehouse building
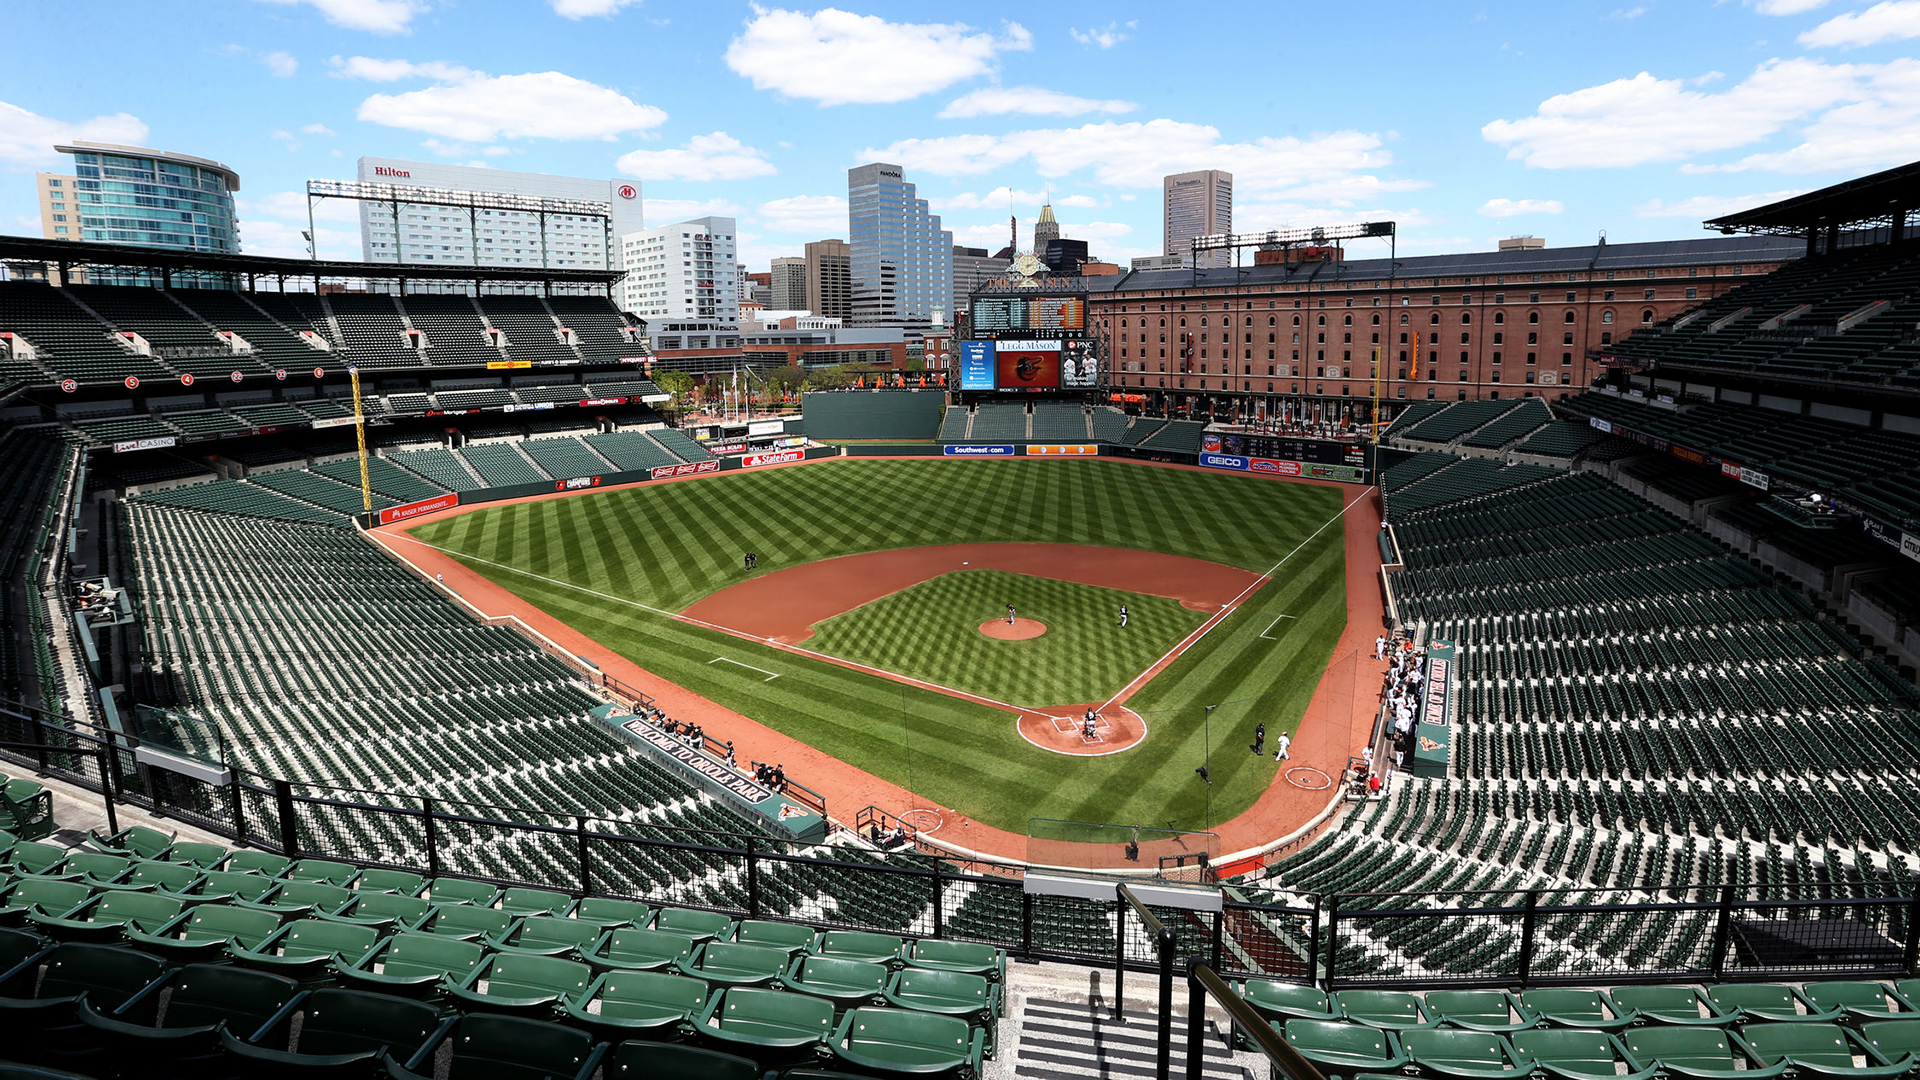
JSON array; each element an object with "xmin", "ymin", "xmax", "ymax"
[{"xmin": 1081, "ymin": 233, "xmax": 1806, "ymax": 423}]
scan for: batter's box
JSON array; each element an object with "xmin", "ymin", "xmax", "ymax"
[{"xmin": 1048, "ymin": 713, "xmax": 1113, "ymax": 743}]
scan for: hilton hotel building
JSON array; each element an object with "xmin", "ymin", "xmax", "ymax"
[{"xmin": 350, "ymin": 157, "xmax": 644, "ymax": 277}]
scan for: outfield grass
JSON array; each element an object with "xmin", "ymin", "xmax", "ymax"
[
  {"xmin": 409, "ymin": 459, "xmax": 1349, "ymax": 834},
  {"xmin": 805, "ymin": 570, "xmax": 1204, "ymax": 706}
]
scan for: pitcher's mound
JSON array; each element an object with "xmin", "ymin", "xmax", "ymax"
[
  {"xmin": 1017, "ymin": 705, "xmax": 1147, "ymax": 756},
  {"xmin": 979, "ymin": 617, "xmax": 1047, "ymax": 640}
]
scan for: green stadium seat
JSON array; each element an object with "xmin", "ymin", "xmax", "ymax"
[
  {"xmin": 1283, "ymin": 1018, "xmax": 1411, "ymax": 1073},
  {"xmin": 125, "ymin": 904, "xmax": 281, "ymax": 961},
  {"xmin": 571, "ymin": 897, "xmax": 649, "ymax": 930},
  {"xmin": 828, "ymin": 1007, "xmax": 984, "ymax": 1080},
  {"xmin": 787, "ymin": 955, "xmax": 888, "ymax": 1011},
  {"xmin": 0, "ymin": 927, "xmax": 49, "ymax": 977},
  {"xmin": 0, "ymin": 828, "xmax": 13, "ymax": 861},
  {"xmin": 1330, "ymin": 990, "xmax": 1438, "ymax": 1030},
  {"xmin": 238, "ymin": 879, "xmax": 354, "ymax": 920},
  {"xmin": 28, "ymin": 890, "xmax": 182, "ymax": 943},
  {"xmin": 1619, "ymin": 1026, "xmax": 1787, "ymax": 1080},
  {"xmin": 1606, "ymin": 986, "xmax": 1734, "ymax": 1026},
  {"xmin": 1707, "ymin": 984, "xmax": 1842, "ymax": 1023},
  {"xmin": 813, "ymin": 931, "xmax": 904, "ymax": 966},
  {"xmin": 382, "ymin": 1012, "xmax": 603, "ymax": 1080},
  {"xmin": 160, "ymin": 842, "xmax": 228, "ymax": 869},
  {"xmin": 76, "ymin": 962, "xmax": 302, "ymax": 1073},
  {"xmin": 1423, "ymin": 990, "xmax": 1540, "ymax": 1032},
  {"xmin": 86, "ymin": 826, "xmax": 172, "ymax": 861},
  {"xmin": 1238, "ymin": 980, "xmax": 1342, "ymax": 1023},
  {"xmin": 0, "ymin": 879, "xmax": 91, "ymax": 927},
  {"xmin": 585, "ymin": 927, "xmax": 696, "ymax": 971},
  {"xmin": 228, "ymin": 918, "xmax": 379, "ymax": 981},
  {"xmin": 652, "ymin": 906, "xmax": 735, "ymax": 943},
  {"xmin": 1858, "ymin": 1021, "xmax": 1920, "ymax": 1065},
  {"xmin": 44, "ymin": 852, "xmax": 132, "ymax": 887},
  {"xmin": 222, "ymin": 850, "xmax": 292, "ymax": 878},
  {"xmin": 419, "ymin": 878, "xmax": 499, "ymax": 906},
  {"xmin": 325, "ymin": 890, "xmax": 433, "ymax": 932},
  {"xmin": 1799, "ymin": 982, "xmax": 1917, "ymax": 1022},
  {"xmin": 499, "ymin": 886, "xmax": 572, "ymax": 918},
  {"xmin": 1400, "ymin": 1028, "xmax": 1533, "ymax": 1080},
  {"xmin": 732, "ymin": 919, "xmax": 816, "ymax": 955},
  {"xmin": 902, "ymin": 940, "xmax": 1004, "ymax": 984},
  {"xmin": 676, "ymin": 941, "xmax": 788, "ymax": 987},
  {"xmin": 161, "ymin": 869, "xmax": 278, "ymax": 906},
  {"xmin": 445, "ymin": 952, "xmax": 593, "ymax": 1016},
  {"xmin": 416, "ymin": 902, "xmax": 514, "ymax": 941},
  {"xmin": 222, "ymin": 987, "xmax": 449, "ymax": 1078},
  {"xmin": 0, "ymin": 943, "xmax": 168, "ymax": 1071},
  {"xmin": 351, "ymin": 868, "xmax": 426, "ymax": 896},
  {"xmin": 1509, "ymin": 1029, "xmax": 1656, "ymax": 1080},
  {"xmin": 1, "ymin": 781, "xmax": 52, "ymax": 843},
  {"xmin": 561, "ymin": 969, "xmax": 710, "ymax": 1042},
  {"xmin": 696, "ymin": 986, "xmax": 836, "ymax": 1068},
  {"xmin": 1519, "ymin": 988, "xmax": 1635, "ymax": 1030},
  {"xmin": 94, "ymin": 859, "xmax": 199, "ymax": 894},
  {"xmin": 334, "ymin": 932, "xmax": 485, "ymax": 997},
  {"xmin": 3, "ymin": 841, "xmax": 64, "ymax": 877},
  {"xmin": 882, "ymin": 967, "xmax": 998, "ymax": 1032},
  {"xmin": 490, "ymin": 915, "xmax": 604, "ymax": 957},
  {"xmin": 604, "ymin": 1041, "xmax": 761, "ymax": 1080},
  {"xmin": 287, "ymin": 859, "xmax": 358, "ymax": 887},
  {"xmin": 1740, "ymin": 1022, "xmax": 1915, "ymax": 1080}
]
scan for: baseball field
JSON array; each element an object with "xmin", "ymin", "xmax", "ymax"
[{"xmin": 406, "ymin": 458, "xmax": 1350, "ymax": 834}]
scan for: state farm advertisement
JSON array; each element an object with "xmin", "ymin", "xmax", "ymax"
[
  {"xmin": 743, "ymin": 449, "xmax": 805, "ymax": 468},
  {"xmin": 378, "ymin": 492, "xmax": 460, "ymax": 525}
]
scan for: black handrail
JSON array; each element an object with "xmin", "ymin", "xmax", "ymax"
[
  {"xmin": 1118, "ymin": 884, "xmax": 1178, "ymax": 1080},
  {"xmin": 1186, "ymin": 962, "xmax": 1326, "ymax": 1080}
]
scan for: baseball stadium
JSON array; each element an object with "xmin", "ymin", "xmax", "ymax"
[{"xmin": 0, "ymin": 160, "xmax": 1918, "ymax": 1080}]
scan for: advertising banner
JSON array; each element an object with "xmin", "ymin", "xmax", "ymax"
[
  {"xmin": 1903, "ymin": 533, "xmax": 1920, "ymax": 564},
  {"xmin": 747, "ymin": 420, "xmax": 785, "ymax": 437},
  {"xmin": 1410, "ymin": 639, "xmax": 1456, "ymax": 779},
  {"xmin": 378, "ymin": 492, "xmax": 459, "ymax": 525},
  {"xmin": 1589, "ymin": 417, "xmax": 1613, "ymax": 433},
  {"xmin": 487, "ymin": 360, "xmax": 532, "ymax": 370},
  {"xmin": 650, "ymin": 460, "xmax": 721, "ymax": 480},
  {"xmin": 959, "ymin": 340, "xmax": 996, "ymax": 390},
  {"xmin": 1199, "ymin": 452, "xmax": 1249, "ymax": 471},
  {"xmin": 1200, "ymin": 452, "xmax": 1369, "ymax": 484},
  {"xmin": 595, "ymin": 704, "xmax": 825, "ymax": 843},
  {"xmin": 580, "ymin": 396, "xmax": 628, "ymax": 407},
  {"xmin": 1061, "ymin": 340, "xmax": 1098, "ymax": 387},
  {"xmin": 113, "ymin": 437, "xmax": 177, "ymax": 453},
  {"xmin": 1739, "ymin": 467, "xmax": 1770, "ymax": 491},
  {"xmin": 994, "ymin": 339, "xmax": 1061, "ymax": 391},
  {"xmin": 554, "ymin": 475, "xmax": 603, "ymax": 491},
  {"xmin": 309, "ymin": 416, "xmax": 357, "ymax": 430},
  {"xmin": 504, "ymin": 402, "xmax": 554, "ymax": 412},
  {"xmin": 1248, "ymin": 458, "xmax": 1303, "ymax": 477},
  {"xmin": 1026, "ymin": 444, "xmax": 1098, "ymax": 456},
  {"xmin": 743, "ymin": 448, "xmax": 805, "ymax": 468},
  {"xmin": 943, "ymin": 444, "xmax": 1015, "ymax": 456},
  {"xmin": 1671, "ymin": 445, "xmax": 1707, "ymax": 465}
]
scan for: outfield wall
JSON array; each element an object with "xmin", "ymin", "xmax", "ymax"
[{"xmin": 801, "ymin": 389, "xmax": 944, "ymax": 441}]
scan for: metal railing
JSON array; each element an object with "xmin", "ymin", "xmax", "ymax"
[{"xmin": 1186, "ymin": 962, "xmax": 1327, "ymax": 1080}]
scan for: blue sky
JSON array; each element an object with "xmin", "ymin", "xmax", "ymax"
[{"xmin": 4, "ymin": 0, "xmax": 1918, "ymax": 271}]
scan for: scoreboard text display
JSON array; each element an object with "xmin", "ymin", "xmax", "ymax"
[
  {"xmin": 993, "ymin": 340, "xmax": 1061, "ymax": 391},
  {"xmin": 971, "ymin": 295, "xmax": 1086, "ymax": 338}
]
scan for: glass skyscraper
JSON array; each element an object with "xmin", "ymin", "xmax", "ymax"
[
  {"xmin": 847, "ymin": 163, "xmax": 952, "ymax": 332},
  {"xmin": 57, "ymin": 142, "xmax": 240, "ymax": 254}
]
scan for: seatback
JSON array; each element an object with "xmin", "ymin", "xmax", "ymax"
[
  {"xmin": 499, "ymin": 887, "xmax": 570, "ymax": 917},
  {"xmin": 5, "ymin": 879, "xmax": 88, "ymax": 915},
  {"xmin": 289, "ymin": 989, "xmax": 439, "ymax": 1058},
  {"xmin": 815, "ymin": 930, "xmax": 903, "ymax": 963},
  {"xmin": 382, "ymin": 933, "xmax": 485, "ymax": 981},
  {"xmin": 446, "ymin": 1014, "xmax": 594, "ymax": 1080},
  {"xmin": 1742, "ymin": 1023, "xmax": 1856, "ymax": 1068},
  {"xmin": 842, "ymin": 1007, "xmax": 969, "ymax": 1061},
  {"xmin": 1511, "ymin": 1028, "xmax": 1620, "ymax": 1072},
  {"xmin": 1624, "ymin": 1027, "xmax": 1735, "ymax": 1070},
  {"xmin": 185, "ymin": 905, "xmax": 280, "ymax": 948},
  {"xmin": 161, "ymin": 964, "xmax": 300, "ymax": 1032},
  {"xmin": 608, "ymin": 1041, "xmax": 758, "ymax": 1080},
  {"xmin": 483, "ymin": 954, "xmax": 590, "ymax": 999},
  {"xmin": 600, "ymin": 970, "xmax": 707, "ymax": 1014},
  {"xmin": 94, "ymin": 890, "xmax": 182, "ymax": 932},
  {"xmin": 33, "ymin": 944, "xmax": 167, "ymax": 1007}
]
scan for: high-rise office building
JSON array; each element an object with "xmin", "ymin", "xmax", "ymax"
[
  {"xmin": 1033, "ymin": 201, "xmax": 1060, "ymax": 250},
  {"xmin": 348, "ymin": 157, "xmax": 641, "ymax": 272},
  {"xmin": 847, "ymin": 163, "xmax": 952, "ymax": 332},
  {"xmin": 618, "ymin": 216, "xmax": 738, "ymax": 324},
  {"xmin": 804, "ymin": 239, "xmax": 851, "ymax": 321},
  {"xmin": 951, "ymin": 246, "xmax": 1009, "ymax": 314},
  {"xmin": 769, "ymin": 257, "xmax": 808, "ymax": 310},
  {"xmin": 53, "ymin": 142, "xmax": 240, "ymax": 254},
  {"xmin": 1163, "ymin": 169, "xmax": 1232, "ymax": 269}
]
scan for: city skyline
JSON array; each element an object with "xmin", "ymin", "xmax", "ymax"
[{"xmin": 3, "ymin": 1, "xmax": 1918, "ymax": 277}]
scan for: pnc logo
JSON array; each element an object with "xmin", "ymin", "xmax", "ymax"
[
  {"xmin": 374, "ymin": 166, "xmax": 411, "ymax": 178},
  {"xmin": 616, "ymin": 184, "xmax": 637, "ymax": 200}
]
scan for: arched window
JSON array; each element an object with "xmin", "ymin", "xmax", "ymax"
[
  {"xmin": 1460, "ymin": 312, "xmax": 1472, "ymax": 325},
  {"xmin": 1343, "ymin": 314, "xmax": 1353, "ymax": 326},
  {"xmin": 1641, "ymin": 309, "xmax": 1655, "ymax": 324},
  {"xmin": 1268, "ymin": 316, "xmax": 1277, "ymax": 327},
  {"xmin": 1493, "ymin": 311, "xmax": 1505, "ymax": 325},
  {"xmin": 1371, "ymin": 314, "xmax": 1381, "ymax": 325},
  {"xmin": 1317, "ymin": 315, "xmax": 1326, "ymax": 326},
  {"xmin": 1601, "ymin": 310, "xmax": 1615, "ymax": 324},
  {"xmin": 1292, "ymin": 315, "xmax": 1301, "ymax": 327},
  {"xmin": 1528, "ymin": 311, "xmax": 1540, "ymax": 324},
  {"xmin": 1563, "ymin": 311, "xmax": 1576, "ymax": 324},
  {"xmin": 1399, "ymin": 313, "xmax": 1409, "ymax": 326},
  {"xmin": 1429, "ymin": 312, "xmax": 1441, "ymax": 325}
]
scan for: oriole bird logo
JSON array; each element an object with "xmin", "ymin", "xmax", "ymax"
[{"xmin": 1016, "ymin": 357, "xmax": 1042, "ymax": 381}]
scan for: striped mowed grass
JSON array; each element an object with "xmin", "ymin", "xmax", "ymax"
[{"xmin": 409, "ymin": 458, "xmax": 1349, "ymax": 832}]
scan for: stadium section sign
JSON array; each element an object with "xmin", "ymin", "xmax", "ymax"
[{"xmin": 378, "ymin": 492, "xmax": 460, "ymax": 525}]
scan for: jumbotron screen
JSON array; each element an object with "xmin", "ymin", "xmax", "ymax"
[{"xmin": 971, "ymin": 295, "xmax": 1085, "ymax": 338}]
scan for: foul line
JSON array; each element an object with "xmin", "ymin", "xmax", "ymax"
[
  {"xmin": 1097, "ymin": 485, "xmax": 1376, "ymax": 713},
  {"xmin": 1259, "ymin": 614, "xmax": 1297, "ymax": 640},
  {"xmin": 710, "ymin": 657, "xmax": 779, "ymax": 681}
]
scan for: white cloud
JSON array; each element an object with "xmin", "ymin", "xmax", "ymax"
[
  {"xmin": 271, "ymin": 129, "xmax": 302, "ymax": 151},
  {"xmin": 939, "ymin": 86, "xmax": 1135, "ymax": 119},
  {"xmin": 929, "ymin": 187, "xmax": 1046, "ymax": 211},
  {"xmin": 755, "ymin": 194, "xmax": 847, "ymax": 234},
  {"xmin": 645, "ymin": 198, "xmax": 743, "ymax": 223},
  {"xmin": 1610, "ymin": 7, "xmax": 1648, "ymax": 18},
  {"xmin": 1632, "ymin": 190, "xmax": 1808, "ymax": 217},
  {"xmin": 263, "ymin": 50, "xmax": 299, "ymax": 77},
  {"xmin": 0, "ymin": 100, "xmax": 148, "ymax": 169},
  {"xmin": 359, "ymin": 71, "xmax": 667, "ymax": 142},
  {"xmin": 1753, "ymin": 0, "xmax": 1830, "ymax": 13},
  {"xmin": 1069, "ymin": 21, "xmax": 1134, "ymax": 48},
  {"xmin": 242, "ymin": 191, "xmax": 363, "ymax": 223},
  {"xmin": 551, "ymin": 0, "xmax": 642, "ymax": 17},
  {"xmin": 1799, "ymin": 1, "xmax": 1920, "ymax": 47},
  {"xmin": 867, "ymin": 120, "xmax": 1410, "ymax": 200},
  {"xmin": 329, "ymin": 55, "xmax": 476, "ymax": 81},
  {"xmin": 301, "ymin": 123, "xmax": 336, "ymax": 136},
  {"xmin": 1478, "ymin": 197, "xmax": 1565, "ymax": 217},
  {"xmin": 254, "ymin": 0, "xmax": 425, "ymax": 34},
  {"xmin": 1481, "ymin": 58, "xmax": 1866, "ymax": 168},
  {"xmin": 725, "ymin": 8, "xmax": 1031, "ymax": 106},
  {"xmin": 616, "ymin": 131, "xmax": 775, "ymax": 181},
  {"xmin": 1688, "ymin": 59, "xmax": 1920, "ymax": 172}
]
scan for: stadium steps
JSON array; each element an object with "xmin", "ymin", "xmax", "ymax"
[{"xmin": 1009, "ymin": 996, "xmax": 1254, "ymax": 1080}]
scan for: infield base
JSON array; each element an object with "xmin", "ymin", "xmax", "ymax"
[{"xmin": 1016, "ymin": 704, "xmax": 1146, "ymax": 756}]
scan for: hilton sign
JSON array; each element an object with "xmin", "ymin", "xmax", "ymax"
[{"xmin": 374, "ymin": 166, "xmax": 411, "ymax": 178}]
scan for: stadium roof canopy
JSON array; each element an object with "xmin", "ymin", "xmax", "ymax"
[
  {"xmin": 1705, "ymin": 159, "xmax": 1920, "ymax": 237},
  {"xmin": 0, "ymin": 234, "xmax": 625, "ymax": 286}
]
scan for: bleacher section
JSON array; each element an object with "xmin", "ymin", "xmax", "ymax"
[
  {"xmin": 520, "ymin": 436, "xmax": 611, "ymax": 479},
  {"xmin": 402, "ymin": 295, "xmax": 499, "ymax": 367},
  {"xmin": 458, "ymin": 443, "xmax": 547, "ymax": 486},
  {"xmin": 1139, "ymin": 419, "xmax": 1207, "ymax": 453},
  {"xmin": 1460, "ymin": 398, "xmax": 1553, "ymax": 450},
  {"xmin": 309, "ymin": 456, "xmax": 447, "ymax": 504},
  {"xmin": 582, "ymin": 431, "xmax": 680, "ymax": 472},
  {"xmin": 649, "ymin": 428, "xmax": 713, "ymax": 463},
  {"xmin": 1120, "ymin": 418, "xmax": 1165, "ymax": 446},
  {"xmin": 1030, "ymin": 402, "xmax": 1089, "ymax": 441},
  {"xmin": 253, "ymin": 468, "xmax": 397, "ymax": 514},
  {"xmin": 1090, "ymin": 407, "xmax": 1129, "ymax": 442},
  {"xmin": 0, "ymin": 280, "xmax": 170, "ymax": 384},
  {"xmin": 0, "ymin": 429, "xmax": 77, "ymax": 711},
  {"xmin": 171, "ymin": 288, "xmax": 327, "ymax": 373},
  {"xmin": 66, "ymin": 285, "xmax": 279, "ymax": 379},
  {"xmin": 1383, "ymin": 401, "xmax": 1449, "ymax": 440},
  {"xmin": 131, "ymin": 477, "xmax": 346, "ymax": 525},
  {"xmin": 1398, "ymin": 399, "xmax": 1524, "ymax": 446},
  {"xmin": 324, "ymin": 294, "xmax": 418, "ymax": 369},
  {"xmin": 479, "ymin": 295, "xmax": 580, "ymax": 365},
  {"xmin": 547, "ymin": 296, "xmax": 640, "ymax": 363},
  {"xmin": 964, "ymin": 403, "xmax": 1025, "ymax": 442},
  {"xmin": 937, "ymin": 406, "xmax": 970, "ymax": 441},
  {"xmin": 1513, "ymin": 418, "xmax": 1607, "ymax": 460},
  {"xmin": 389, "ymin": 448, "xmax": 484, "ymax": 491}
]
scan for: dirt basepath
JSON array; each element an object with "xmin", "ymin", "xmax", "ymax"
[
  {"xmin": 685, "ymin": 543, "xmax": 1259, "ymax": 645},
  {"xmin": 372, "ymin": 455, "xmax": 1388, "ymax": 867}
]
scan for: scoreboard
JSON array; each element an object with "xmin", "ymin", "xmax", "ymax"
[{"xmin": 969, "ymin": 295, "xmax": 1085, "ymax": 338}]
